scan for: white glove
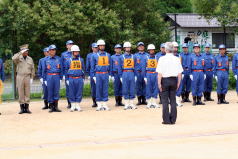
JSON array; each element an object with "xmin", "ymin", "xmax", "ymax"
[
  {"xmin": 30, "ymin": 79, "xmax": 33, "ymax": 84},
  {"xmin": 144, "ymin": 78, "xmax": 147, "ymax": 84},
  {"xmin": 111, "ymin": 76, "xmax": 115, "ymax": 82},
  {"xmin": 44, "ymin": 81, "xmax": 47, "ymax": 86},
  {"xmin": 135, "ymin": 76, "xmax": 137, "ymax": 82},
  {"xmin": 40, "ymin": 78, "xmax": 43, "ymax": 84},
  {"xmin": 87, "ymin": 76, "xmax": 90, "ymax": 80},
  {"xmin": 204, "ymin": 74, "xmax": 206, "ymax": 80},
  {"xmin": 109, "ymin": 76, "xmax": 113, "ymax": 81},
  {"xmin": 63, "ymin": 76, "xmax": 65, "ymax": 81},
  {"xmin": 214, "ymin": 76, "xmax": 218, "ymax": 81},
  {"xmin": 120, "ymin": 78, "xmax": 122, "ymax": 83},
  {"xmin": 190, "ymin": 75, "xmax": 193, "ymax": 81},
  {"xmin": 93, "ymin": 77, "xmax": 96, "ymax": 83},
  {"xmin": 235, "ymin": 75, "xmax": 237, "ymax": 80},
  {"xmin": 66, "ymin": 80, "xmax": 69, "ymax": 85},
  {"xmin": 182, "ymin": 74, "xmax": 184, "ymax": 79}
]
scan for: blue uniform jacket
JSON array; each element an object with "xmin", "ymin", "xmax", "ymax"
[
  {"xmin": 118, "ymin": 53, "xmax": 136, "ymax": 78},
  {"xmin": 110, "ymin": 54, "xmax": 122, "ymax": 76},
  {"xmin": 90, "ymin": 51, "xmax": 111, "ymax": 77},
  {"xmin": 42, "ymin": 56, "xmax": 63, "ymax": 80},
  {"xmin": 213, "ymin": 54, "xmax": 229, "ymax": 76},
  {"xmin": 37, "ymin": 57, "xmax": 48, "ymax": 79},
  {"xmin": 180, "ymin": 52, "xmax": 191, "ymax": 71},
  {"xmin": 86, "ymin": 52, "xmax": 95, "ymax": 77},
  {"xmin": 61, "ymin": 51, "xmax": 72, "ymax": 76},
  {"xmin": 145, "ymin": 54, "xmax": 159, "ymax": 75},
  {"xmin": 65, "ymin": 56, "xmax": 85, "ymax": 80},
  {"xmin": 202, "ymin": 52, "xmax": 215, "ymax": 70},
  {"xmin": 134, "ymin": 52, "xmax": 148, "ymax": 77},
  {"xmin": 189, "ymin": 53, "xmax": 205, "ymax": 74},
  {"xmin": 232, "ymin": 53, "xmax": 238, "ymax": 75}
]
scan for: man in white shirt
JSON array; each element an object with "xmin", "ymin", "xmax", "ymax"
[{"xmin": 156, "ymin": 42, "xmax": 183, "ymax": 124}]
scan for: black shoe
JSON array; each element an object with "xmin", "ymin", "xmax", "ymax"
[
  {"xmin": 92, "ymin": 97, "xmax": 97, "ymax": 107},
  {"xmin": 54, "ymin": 100, "xmax": 62, "ymax": 112},
  {"xmin": 141, "ymin": 96, "xmax": 147, "ymax": 105},
  {"xmin": 67, "ymin": 98, "xmax": 71, "ymax": 109},
  {"xmin": 49, "ymin": 103, "xmax": 55, "ymax": 113},
  {"xmin": 159, "ymin": 95, "xmax": 162, "ymax": 104},
  {"xmin": 192, "ymin": 96, "xmax": 196, "ymax": 106},
  {"xmin": 19, "ymin": 104, "xmax": 25, "ymax": 114},
  {"xmin": 118, "ymin": 96, "xmax": 125, "ymax": 106},
  {"xmin": 162, "ymin": 122, "xmax": 171, "ymax": 125},
  {"xmin": 42, "ymin": 100, "xmax": 49, "ymax": 109},
  {"xmin": 181, "ymin": 93, "xmax": 186, "ymax": 103},
  {"xmin": 221, "ymin": 94, "xmax": 229, "ymax": 104},
  {"xmin": 203, "ymin": 92, "xmax": 208, "ymax": 102},
  {"xmin": 207, "ymin": 92, "xmax": 214, "ymax": 101},
  {"xmin": 187, "ymin": 92, "xmax": 192, "ymax": 102},
  {"xmin": 115, "ymin": 96, "xmax": 120, "ymax": 106},
  {"xmin": 24, "ymin": 103, "xmax": 32, "ymax": 114},
  {"xmin": 217, "ymin": 94, "xmax": 222, "ymax": 104},
  {"xmin": 197, "ymin": 96, "xmax": 205, "ymax": 105},
  {"xmin": 136, "ymin": 96, "xmax": 142, "ymax": 105}
]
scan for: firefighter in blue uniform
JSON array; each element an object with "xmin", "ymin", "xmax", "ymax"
[
  {"xmin": 118, "ymin": 42, "xmax": 137, "ymax": 110},
  {"xmin": 134, "ymin": 42, "xmax": 148, "ymax": 105},
  {"xmin": 214, "ymin": 44, "xmax": 229, "ymax": 104},
  {"xmin": 65, "ymin": 45, "xmax": 85, "ymax": 112},
  {"xmin": 0, "ymin": 57, "xmax": 5, "ymax": 115},
  {"xmin": 156, "ymin": 43, "xmax": 166, "ymax": 104},
  {"xmin": 91, "ymin": 39, "xmax": 111, "ymax": 111},
  {"xmin": 144, "ymin": 44, "xmax": 160, "ymax": 108},
  {"xmin": 43, "ymin": 45, "xmax": 62, "ymax": 112},
  {"xmin": 189, "ymin": 44, "xmax": 206, "ymax": 106},
  {"xmin": 202, "ymin": 43, "xmax": 215, "ymax": 101},
  {"xmin": 232, "ymin": 50, "xmax": 238, "ymax": 102},
  {"xmin": 61, "ymin": 40, "xmax": 74, "ymax": 109},
  {"xmin": 86, "ymin": 43, "xmax": 98, "ymax": 107},
  {"xmin": 172, "ymin": 42, "xmax": 183, "ymax": 107},
  {"xmin": 38, "ymin": 47, "xmax": 49, "ymax": 109},
  {"xmin": 111, "ymin": 44, "xmax": 124, "ymax": 106},
  {"xmin": 180, "ymin": 43, "xmax": 192, "ymax": 103}
]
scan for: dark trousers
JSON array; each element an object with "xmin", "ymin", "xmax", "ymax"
[{"xmin": 161, "ymin": 77, "xmax": 177, "ymax": 124}]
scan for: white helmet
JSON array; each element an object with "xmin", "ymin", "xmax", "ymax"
[
  {"xmin": 172, "ymin": 41, "xmax": 179, "ymax": 47},
  {"xmin": 147, "ymin": 44, "xmax": 155, "ymax": 50},
  {"xmin": 71, "ymin": 45, "xmax": 80, "ymax": 52},
  {"xmin": 123, "ymin": 42, "xmax": 132, "ymax": 48},
  {"xmin": 97, "ymin": 39, "xmax": 106, "ymax": 45}
]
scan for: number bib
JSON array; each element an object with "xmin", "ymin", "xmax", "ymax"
[
  {"xmin": 98, "ymin": 56, "xmax": 109, "ymax": 66},
  {"xmin": 147, "ymin": 59, "xmax": 157, "ymax": 68},
  {"xmin": 70, "ymin": 60, "xmax": 82, "ymax": 70},
  {"xmin": 123, "ymin": 58, "xmax": 134, "ymax": 69}
]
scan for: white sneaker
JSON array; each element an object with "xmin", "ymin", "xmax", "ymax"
[
  {"xmin": 146, "ymin": 98, "xmax": 152, "ymax": 109},
  {"xmin": 96, "ymin": 102, "xmax": 103, "ymax": 111},
  {"xmin": 102, "ymin": 102, "xmax": 110, "ymax": 111},
  {"xmin": 124, "ymin": 99, "xmax": 130, "ymax": 110},
  {"xmin": 70, "ymin": 103, "xmax": 75, "ymax": 112},
  {"xmin": 129, "ymin": 99, "xmax": 137, "ymax": 109},
  {"xmin": 176, "ymin": 96, "xmax": 183, "ymax": 107},
  {"xmin": 152, "ymin": 98, "xmax": 160, "ymax": 108},
  {"xmin": 76, "ymin": 103, "xmax": 82, "ymax": 111}
]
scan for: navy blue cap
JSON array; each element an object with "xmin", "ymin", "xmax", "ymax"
[
  {"xmin": 219, "ymin": 44, "xmax": 226, "ymax": 49},
  {"xmin": 160, "ymin": 43, "xmax": 165, "ymax": 48},
  {"xmin": 66, "ymin": 40, "xmax": 74, "ymax": 45},
  {"xmin": 137, "ymin": 42, "xmax": 144, "ymax": 46},
  {"xmin": 182, "ymin": 43, "xmax": 188, "ymax": 48},
  {"xmin": 48, "ymin": 44, "xmax": 57, "ymax": 50},
  {"xmin": 193, "ymin": 44, "xmax": 200, "ymax": 48},
  {"xmin": 43, "ymin": 47, "xmax": 49, "ymax": 52},
  {"xmin": 114, "ymin": 44, "xmax": 122, "ymax": 49},
  {"xmin": 91, "ymin": 43, "xmax": 98, "ymax": 48},
  {"xmin": 204, "ymin": 43, "xmax": 211, "ymax": 48}
]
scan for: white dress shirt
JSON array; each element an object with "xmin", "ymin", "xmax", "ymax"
[{"xmin": 156, "ymin": 53, "xmax": 183, "ymax": 77}]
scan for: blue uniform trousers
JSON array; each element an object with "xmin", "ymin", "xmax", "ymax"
[
  {"xmin": 47, "ymin": 75, "xmax": 60, "ymax": 103},
  {"xmin": 113, "ymin": 73, "xmax": 122, "ymax": 96},
  {"xmin": 146, "ymin": 73, "xmax": 158, "ymax": 99},
  {"xmin": 122, "ymin": 72, "xmax": 135, "ymax": 99},
  {"xmin": 191, "ymin": 71, "xmax": 204, "ymax": 97},
  {"xmin": 68, "ymin": 77, "xmax": 84, "ymax": 103},
  {"xmin": 182, "ymin": 70, "xmax": 191, "ymax": 93},
  {"xmin": 90, "ymin": 77, "xmax": 96, "ymax": 98},
  {"xmin": 217, "ymin": 71, "xmax": 229, "ymax": 94},
  {"xmin": 136, "ymin": 72, "xmax": 146, "ymax": 96},
  {"xmin": 42, "ymin": 82, "xmax": 48, "ymax": 100},
  {"xmin": 96, "ymin": 73, "xmax": 109, "ymax": 101},
  {"xmin": 204, "ymin": 70, "xmax": 213, "ymax": 92}
]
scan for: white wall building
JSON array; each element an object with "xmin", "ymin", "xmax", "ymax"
[{"xmin": 166, "ymin": 13, "xmax": 238, "ymax": 54}]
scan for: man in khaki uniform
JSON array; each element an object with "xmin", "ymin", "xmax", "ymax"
[{"xmin": 12, "ymin": 44, "xmax": 35, "ymax": 114}]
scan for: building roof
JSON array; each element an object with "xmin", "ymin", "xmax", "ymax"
[{"xmin": 166, "ymin": 13, "xmax": 237, "ymax": 28}]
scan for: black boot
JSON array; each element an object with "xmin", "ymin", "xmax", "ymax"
[
  {"xmin": 118, "ymin": 96, "xmax": 125, "ymax": 106},
  {"xmin": 115, "ymin": 96, "xmax": 120, "ymax": 106},
  {"xmin": 49, "ymin": 103, "xmax": 55, "ymax": 113},
  {"xmin": 197, "ymin": 96, "xmax": 205, "ymax": 105},
  {"xmin": 192, "ymin": 96, "xmax": 196, "ymax": 106},
  {"xmin": 67, "ymin": 98, "xmax": 71, "ymax": 109},
  {"xmin": 181, "ymin": 93, "xmax": 186, "ymax": 103},
  {"xmin": 92, "ymin": 97, "xmax": 97, "ymax": 107},
  {"xmin": 217, "ymin": 94, "xmax": 222, "ymax": 104},
  {"xmin": 203, "ymin": 92, "xmax": 207, "ymax": 102},
  {"xmin": 54, "ymin": 100, "xmax": 62, "ymax": 112},
  {"xmin": 136, "ymin": 96, "xmax": 142, "ymax": 105},
  {"xmin": 141, "ymin": 96, "xmax": 147, "ymax": 105},
  {"xmin": 25, "ymin": 103, "xmax": 32, "ymax": 114},
  {"xmin": 221, "ymin": 94, "xmax": 229, "ymax": 104},
  {"xmin": 19, "ymin": 104, "xmax": 25, "ymax": 114},
  {"xmin": 207, "ymin": 92, "xmax": 214, "ymax": 101},
  {"xmin": 42, "ymin": 100, "xmax": 49, "ymax": 109}
]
